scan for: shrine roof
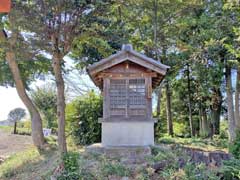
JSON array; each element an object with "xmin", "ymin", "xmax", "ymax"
[{"xmin": 87, "ymin": 44, "xmax": 170, "ymax": 90}]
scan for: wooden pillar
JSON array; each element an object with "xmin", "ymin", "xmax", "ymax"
[
  {"xmin": 103, "ymin": 78, "xmax": 110, "ymax": 119},
  {"xmin": 145, "ymin": 77, "xmax": 152, "ymax": 120}
]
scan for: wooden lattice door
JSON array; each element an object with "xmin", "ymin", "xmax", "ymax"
[
  {"xmin": 109, "ymin": 79, "xmax": 127, "ymax": 117},
  {"xmin": 128, "ymin": 78, "xmax": 146, "ymax": 116},
  {"xmin": 109, "ymin": 78, "xmax": 147, "ymax": 118}
]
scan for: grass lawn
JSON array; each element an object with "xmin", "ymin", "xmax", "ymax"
[
  {"xmin": 0, "ymin": 125, "xmax": 12, "ymax": 132},
  {"xmin": 0, "ymin": 125, "xmax": 31, "ymax": 135},
  {"xmin": 0, "ymin": 135, "xmax": 81, "ymax": 180},
  {"xmin": 0, "ymin": 146, "xmax": 61, "ymax": 180},
  {"xmin": 157, "ymin": 136, "xmax": 229, "ymax": 152}
]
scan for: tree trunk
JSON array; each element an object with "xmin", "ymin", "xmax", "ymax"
[
  {"xmin": 211, "ymin": 107, "xmax": 221, "ymax": 135},
  {"xmin": 156, "ymin": 82, "xmax": 164, "ymax": 117},
  {"xmin": 153, "ymin": 0, "xmax": 160, "ymax": 61},
  {"xmin": 156, "ymin": 89, "xmax": 161, "ymax": 117},
  {"xmin": 199, "ymin": 103, "xmax": 209, "ymax": 138},
  {"xmin": 202, "ymin": 110, "xmax": 209, "ymax": 137},
  {"xmin": 199, "ymin": 105, "xmax": 202, "ymax": 137},
  {"xmin": 235, "ymin": 66, "xmax": 240, "ymax": 129},
  {"xmin": 6, "ymin": 51, "xmax": 45, "ymax": 148},
  {"xmin": 187, "ymin": 64, "xmax": 194, "ymax": 137},
  {"xmin": 225, "ymin": 65, "xmax": 236, "ymax": 142},
  {"xmin": 165, "ymin": 80, "xmax": 174, "ymax": 136},
  {"xmin": 211, "ymin": 88, "xmax": 222, "ymax": 135},
  {"xmin": 52, "ymin": 53, "xmax": 67, "ymax": 153},
  {"xmin": 13, "ymin": 122, "xmax": 17, "ymax": 134}
]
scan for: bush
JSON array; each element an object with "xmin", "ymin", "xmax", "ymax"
[
  {"xmin": 13, "ymin": 121, "xmax": 31, "ymax": 135},
  {"xmin": 181, "ymin": 162, "xmax": 218, "ymax": 180},
  {"xmin": 154, "ymin": 117, "xmax": 167, "ymax": 139},
  {"xmin": 220, "ymin": 158, "xmax": 240, "ymax": 179},
  {"xmin": 66, "ymin": 91, "xmax": 102, "ymax": 145},
  {"xmin": 58, "ymin": 152, "xmax": 80, "ymax": 180},
  {"xmin": 212, "ymin": 135, "xmax": 228, "ymax": 149},
  {"xmin": 173, "ymin": 121, "xmax": 189, "ymax": 137},
  {"xmin": 219, "ymin": 121, "xmax": 228, "ymax": 139}
]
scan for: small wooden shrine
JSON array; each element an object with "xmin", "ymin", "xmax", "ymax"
[{"xmin": 87, "ymin": 44, "xmax": 169, "ymax": 146}]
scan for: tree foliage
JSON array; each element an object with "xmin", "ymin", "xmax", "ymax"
[
  {"xmin": 30, "ymin": 85, "xmax": 57, "ymax": 130},
  {"xmin": 8, "ymin": 107, "xmax": 26, "ymax": 122},
  {"xmin": 8, "ymin": 107, "xmax": 26, "ymax": 134},
  {"xmin": 66, "ymin": 91, "xmax": 102, "ymax": 145},
  {"xmin": 1, "ymin": 0, "xmax": 240, "ymax": 152}
]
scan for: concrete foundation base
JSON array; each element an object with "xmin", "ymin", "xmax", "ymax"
[
  {"xmin": 86, "ymin": 143, "xmax": 151, "ymax": 164},
  {"xmin": 101, "ymin": 121, "xmax": 154, "ymax": 146}
]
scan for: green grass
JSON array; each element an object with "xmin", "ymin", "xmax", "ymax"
[
  {"xmin": 0, "ymin": 135, "xmax": 80, "ymax": 180},
  {"xmin": 157, "ymin": 136, "xmax": 228, "ymax": 152},
  {"xmin": 0, "ymin": 141, "xmax": 238, "ymax": 180},
  {"xmin": 0, "ymin": 125, "xmax": 31, "ymax": 135},
  {"xmin": 0, "ymin": 132, "xmax": 235, "ymax": 180},
  {"xmin": 0, "ymin": 125, "xmax": 12, "ymax": 132},
  {"xmin": 0, "ymin": 146, "xmax": 60, "ymax": 180},
  {"xmin": 0, "ymin": 147, "xmax": 39, "ymax": 178}
]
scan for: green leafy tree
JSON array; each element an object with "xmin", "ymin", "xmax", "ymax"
[
  {"xmin": 31, "ymin": 85, "xmax": 57, "ymax": 130},
  {"xmin": 114, "ymin": 0, "xmax": 199, "ymax": 137},
  {"xmin": 0, "ymin": 8, "xmax": 50, "ymax": 148},
  {"xmin": 224, "ymin": 1, "xmax": 240, "ymax": 135},
  {"xmin": 8, "ymin": 108, "xmax": 26, "ymax": 134},
  {"xmin": 14, "ymin": 0, "xmax": 116, "ymax": 153},
  {"xmin": 173, "ymin": 0, "xmax": 234, "ymax": 138}
]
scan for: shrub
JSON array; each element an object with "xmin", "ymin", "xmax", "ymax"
[
  {"xmin": 21, "ymin": 120, "xmax": 31, "ymax": 129},
  {"xmin": 212, "ymin": 135, "xmax": 228, "ymax": 149},
  {"xmin": 219, "ymin": 121, "xmax": 228, "ymax": 139},
  {"xmin": 173, "ymin": 121, "xmax": 188, "ymax": 137},
  {"xmin": 182, "ymin": 162, "xmax": 218, "ymax": 180},
  {"xmin": 13, "ymin": 121, "xmax": 31, "ymax": 135},
  {"xmin": 58, "ymin": 152, "xmax": 80, "ymax": 180},
  {"xmin": 220, "ymin": 158, "xmax": 240, "ymax": 179},
  {"xmin": 154, "ymin": 117, "xmax": 167, "ymax": 139},
  {"xmin": 66, "ymin": 91, "xmax": 102, "ymax": 145},
  {"xmin": 63, "ymin": 153, "xmax": 79, "ymax": 172}
]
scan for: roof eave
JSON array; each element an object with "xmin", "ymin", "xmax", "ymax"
[{"xmin": 87, "ymin": 49, "xmax": 170, "ymax": 76}]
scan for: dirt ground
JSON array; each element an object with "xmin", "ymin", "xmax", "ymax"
[{"xmin": 0, "ymin": 129, "xmax": 33, "ymax": 158}]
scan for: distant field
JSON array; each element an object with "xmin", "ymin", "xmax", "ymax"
[
  {"xmin": 0, "ymin": 125, "xmax": 12, "ymax": 132},
  {"xmin": 0, "ymin": 128, "xmax": 33, "ymax": 158}
]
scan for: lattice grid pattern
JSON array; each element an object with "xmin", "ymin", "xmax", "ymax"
[
  {"xmin": 129, "ymin": 79, "xmax": 145, "ymax": 105},
  {"xmin": 109, "ymin": 78, "xmax": 146, "ymax": 117},
  {"xmin": 109, "ymin": 79, "xmax": 127, "ymax": 108}
]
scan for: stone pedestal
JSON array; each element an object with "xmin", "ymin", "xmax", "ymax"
[
  {"xmin": 86, "ymin": 143, "xmax": 151, "ymax": 164},
  {"xmin": 101, "ymin": 121, "xmax": 154, "ymax": 147}
]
